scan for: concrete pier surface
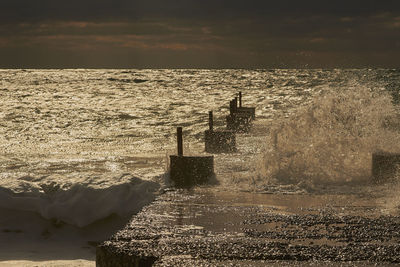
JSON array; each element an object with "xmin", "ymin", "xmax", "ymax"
[{"xmin": 97, "ymin": 188, "xmax": 400, "ymax": 266}]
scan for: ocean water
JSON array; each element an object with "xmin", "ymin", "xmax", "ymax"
[{"xmin": 1, "ymin": 69, "xmax": 400, "ymax": 262}]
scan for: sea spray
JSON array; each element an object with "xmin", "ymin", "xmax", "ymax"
[{"xmin": 255, "ymin": 85, "xmax": 400, "ymax": 188}]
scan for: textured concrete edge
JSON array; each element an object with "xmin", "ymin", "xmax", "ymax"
[
  {"xmin": 96, "ymin": 245, "xmax": 157, "ymax": 267},
  {"xmin": 95, "ymin": 189, "xmax": 400, "ymax": 266},
  {"xmin": 95, "ymin": 188, "xmax": 170, "ymax": 267}
]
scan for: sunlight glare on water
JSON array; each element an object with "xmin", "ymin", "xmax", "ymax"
[{"xmin": 0, "ymin": 68, "xmax": 400, "ymax": 226}]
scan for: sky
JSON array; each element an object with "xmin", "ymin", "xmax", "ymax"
[{"xmin": 0, "ymin": 0, "xmax": 399, "ymax": 68}]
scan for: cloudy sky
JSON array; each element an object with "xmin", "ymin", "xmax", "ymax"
[{"xmin": 1, "ymin": 0, "xmax": 399, "ymax": 68}]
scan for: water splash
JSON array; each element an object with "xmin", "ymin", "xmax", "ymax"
[{"xmin": 256, "ymin": 85, "xmax": 400, "ymax": 187}]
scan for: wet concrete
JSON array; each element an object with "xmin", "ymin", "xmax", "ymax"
[{"xmin": 96, "ymin": 188, "xmax": 400, "ymax": 266}]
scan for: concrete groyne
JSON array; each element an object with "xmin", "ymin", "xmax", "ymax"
[{"xmin": 97, "ymin": 189, "xmax": 400, "ymax": 266}]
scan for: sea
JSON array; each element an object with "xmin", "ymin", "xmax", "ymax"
[{"xmin": 1, "ymin": 69, "xmax": 400, "ymax": 265}]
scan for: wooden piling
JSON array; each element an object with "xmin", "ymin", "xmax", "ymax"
[
  {"xmin": 233, "ymin": 97, "xmax": 238, "ymax": 112},
  {"xmin": 229, "ymin": 100, "xmax": 234, "ymax": 116},
  {"xmin": 205, "ymin": 111, "xmax": 236, "ymax": 153},
  {"xmin": 177, "ymin": 127, "xmax": 183, "ymax": 156},
  {"xmin": 170, "ymin": 127, "xmax": 214, "ymax": 187},
  {"xmin": 234, "ymin": 92, "xmax": 256, "ymax": 120},
  {"xmin": 226, "ymin": 95, "xmax": 252, "ymax": 132},
  {"xmin": 209, "ymin": 111, "xmax": 213, "ymax": 131}
]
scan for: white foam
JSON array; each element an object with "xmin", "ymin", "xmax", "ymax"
[
  {"xmin": 0, "ymin": 177, "xmax": 160, "ymax": 227},
  {"xmin": 256, "ymin": 85, "xmax": 400, "ymax": 186}
]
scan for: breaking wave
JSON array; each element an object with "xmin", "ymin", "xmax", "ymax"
[
  {"xmin": 0, "ymin": 175, "xmax": 160, "ymax": 228},
  {"xmin": 256, "ymin": 84, "xmax": 400, "ymax": 186}
]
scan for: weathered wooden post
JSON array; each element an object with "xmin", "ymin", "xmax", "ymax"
[
  {"xmin": 177, "ymin": 126, "xmax": 183, "ymax": 156},
  {"xmin": 209, "ymin": 111, "xmax": 213, "ymax": 131},
  {"xmin": 226, "ymin": 96, "xmax": 252, "ymax": 132},
  {"xmin": 229, "ymin": 100, "xmax": 234, "ymax": 116},
  {"xmin": 236, "ymin": 92, "xmax": 256, "ymax": 120},
  {"xmin": 372, "ymin": 151, "xmax": 400, "ymax": 183},
  {"xmin": 205, "ymin": 111, "xmax": 236, "ymax": 153},
  {"xmin": 170, "ymin": 127, "xmax": 214, "ymax": 187}
]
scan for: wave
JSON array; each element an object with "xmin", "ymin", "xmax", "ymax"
[
  {"xmin": 0, "ymin": 176, "xmax": 160, "ymax": 228},
  {"xmin": 107, "ymin": 77, "xmax": 148, "ymax": 83},
  {"xmin": 256, "ymin": 84, "xmax": 400, "ymax": 186}
]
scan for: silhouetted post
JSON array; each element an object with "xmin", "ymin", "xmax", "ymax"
[
  {"xmin": 209, "ymin": 111, "xmax": 213, "ymax": 131},
  {"xmin": 171, "ymin": 126, "xmax": 214, "ymax": 187},
  {"xmin": 229, "ymin": 100, "xmax": 234, "ymax": 116},
  {"xmin": 239, "ymin": 91, "xmax": 242, "ymax": 107},
  {"xmin": 234, "ymin": 97, "xmax": 238, "ymax": 112},
  {"xmin": 206, "ymin": 110, "xmax": 236, "ymax": 153},
  {"xmin": 177, "ymin": 127, "xmax": 183, "ymax": 156}
]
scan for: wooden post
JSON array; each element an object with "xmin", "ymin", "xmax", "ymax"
[
  {"xmin": 177, "ymin": 127, "xmax": 183, "ymax": 156},
  {"xmin": 233, "ymin": 97, "xmax": 238, "ymax": 112},
  {"xmin": 239, "ymin": 91, "xmax": 242, "ymax": 107},
  {"xmin": 209, "ymin": 111, "xmax": 213, "ymax": 131},
  {"xmin": 229, "ymin": 100, "xmax": 234, "ymax": 116}
]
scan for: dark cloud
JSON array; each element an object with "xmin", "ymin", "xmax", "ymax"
[
  {"xmin": 1, "ymin": 0, "xmax": 400, "ymax": 23},
  {"xmin": 0, "ymin": 0, "xmax": 399, "ymax": 67}
]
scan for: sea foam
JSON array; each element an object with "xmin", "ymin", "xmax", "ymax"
[
  {"xmin": 0, "ymin": 176, "xmax": 160, "ymax": 227},
  {"xmin": 256, "ymin": 84, "xmax": 400, "ymax": 186}
]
